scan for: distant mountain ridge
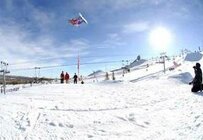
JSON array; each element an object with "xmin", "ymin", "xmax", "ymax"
[
  {"xmin": 0, "ymin": 75, "xmax": 53, "ymax": 84},
  {"xmin": 88, "ymin": 70, "xmax": 105, "ymax": 77},
  {"xmin": 184, "ymin": 52, "xmax": 203, "ymax": 62},
  {"xmin": 127, "ymin": 59, "xmax": 147, "ymax": 69}
]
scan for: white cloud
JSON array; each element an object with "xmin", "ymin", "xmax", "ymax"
[
  {"xmin": 32, "ymin": 9, "xmax": 56, "ymax": 31},
  {"xmin": 96, "ymin": 33, "xmax": 126, "ymax": 49},
  {"xmin": 123, "ymin": 21, "xmax": 150, "ymax": 33},
  {"xmin": 75, "ymin": 0, "xmax": 166, "ymax": 12},
  {"xmin": 107, "ymin": 33, "xmax": 119, "ymax": 40},
  {"xmin": 75, "ymin": 0, "xmax": 140, "ymax": 11},
  {"xmin": 0, "ymin": 24, "xmax": 90, "ymax": 71},
  {"xmin": 69, "ymin": 39, "xmax": 90, "ymax": 50},
  {"xmin": 5, "ymin": 0, "xmax": 13, "ymax": 11},
  {"xmin": 87, "ymin": 58, "xmax": 108, "ymax": 63},
  {"xmin": 59, "ymin": 39, "xmax": 90, "ymax": 57}
]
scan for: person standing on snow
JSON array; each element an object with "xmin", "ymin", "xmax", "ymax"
[
  {"xmin": 73, "ymin": 73, "xmax": 78, "ymax": 84},
  {"xmin": 65, "ymin": 72, "xmax": 70, "ymax": 84},
  {"xmin": 60, "ymin": 71, "xmax": 65, "ymax": 84},
  {"xmin": 189, "ymin": 63, "xmax": 202, "ymax": 92}
]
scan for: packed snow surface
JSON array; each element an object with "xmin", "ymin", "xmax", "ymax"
[{"xmin": 1, "ymin": 53, "xmax": 203, "ymax": 140}]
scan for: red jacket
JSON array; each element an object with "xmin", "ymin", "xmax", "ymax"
[{"xmin": 65, "ymin": 73, "xmax": 70, "ymax": 80}]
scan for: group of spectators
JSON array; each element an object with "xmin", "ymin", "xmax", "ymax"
[
  {"xmin": 60, "ymin": 71, "xmax": 79, "ymax": 84},
  {"xmin": 60, "ymin": 71, "xmax": 70, "ymax": 84}
]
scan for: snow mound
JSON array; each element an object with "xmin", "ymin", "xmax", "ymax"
[
  {"xmin": 168, "ymin": 72, "xmax": 193, "ymax": 84},
  {"xmin": 184, "ymin": 52, "xmax": 203, "ymax": 62}
]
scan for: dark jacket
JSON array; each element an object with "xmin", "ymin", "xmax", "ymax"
[
  {"xmin": 65, "ymin": 73, "xmax": 70, "ymax": 80},
  {"xmin": 73, "ymin": 74, "xmax": 78, "ymax": 80},
  {"xmin": 192, "ymin": 67, "xmax": 202, "ymax": 85},
  {"xmin": 60, "ymin": 73, "xmax": 64, "ymax": 80}
]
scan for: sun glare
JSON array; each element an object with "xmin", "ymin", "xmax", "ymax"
[{"xmin": 149, "ymin": 27, "xmax": 172, "ymax": 51}]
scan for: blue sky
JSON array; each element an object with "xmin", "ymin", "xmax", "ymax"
[{"xmin": 1, "ymin": 0, "xmax": 203, "ymax": 78}]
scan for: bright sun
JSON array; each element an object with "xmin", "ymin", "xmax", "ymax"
[{"xmin": 149, "ymin": 27, "xmax": 172, "ymax": 51}]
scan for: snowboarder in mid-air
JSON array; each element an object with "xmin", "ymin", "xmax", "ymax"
[
  {"xmin": 68, "ymin": 13, "xmax": 88, "ymax": 26},
  {"xmin": 189, "ymin": 63, "xmax": 203, "ymax": 92}
]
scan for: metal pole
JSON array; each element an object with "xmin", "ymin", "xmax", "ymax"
[
  {"xmin": 3, "ymin": 70, "xmax": 5, "ymax": 94},
  {"xmin": 160, "ymin": 52, "xmax": 166, "ymax": 73},
  {"xmin": 35, "ymin": 67, "xmax": 37, "ymax": 83},
  {"xmin": 34, "ymin": 67, "xmax": 40, "ymax": 83},
  {"xmin": 0, "ymin": 61, "xmax": 9, "ymax": 94},
  {"xmin": 38, "ymin": 68, "xmax": 40, "ymax": 78},
  {"xmin": 163, "ymin": 56, "xmax": 166, "ymax": 73}
]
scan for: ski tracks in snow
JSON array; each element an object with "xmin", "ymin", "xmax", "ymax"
[
  {"xmin": 1, "ymin": 81, "xmax": 203, "ymax": 139},
  {"xmin": 21, "ymin": 103, "xmax": 75, "ymax": 139}
]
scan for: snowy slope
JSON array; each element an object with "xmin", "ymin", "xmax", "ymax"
[{"xmin": 0, "ymin": 52, "xmax": 203, "ymax": 140}]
